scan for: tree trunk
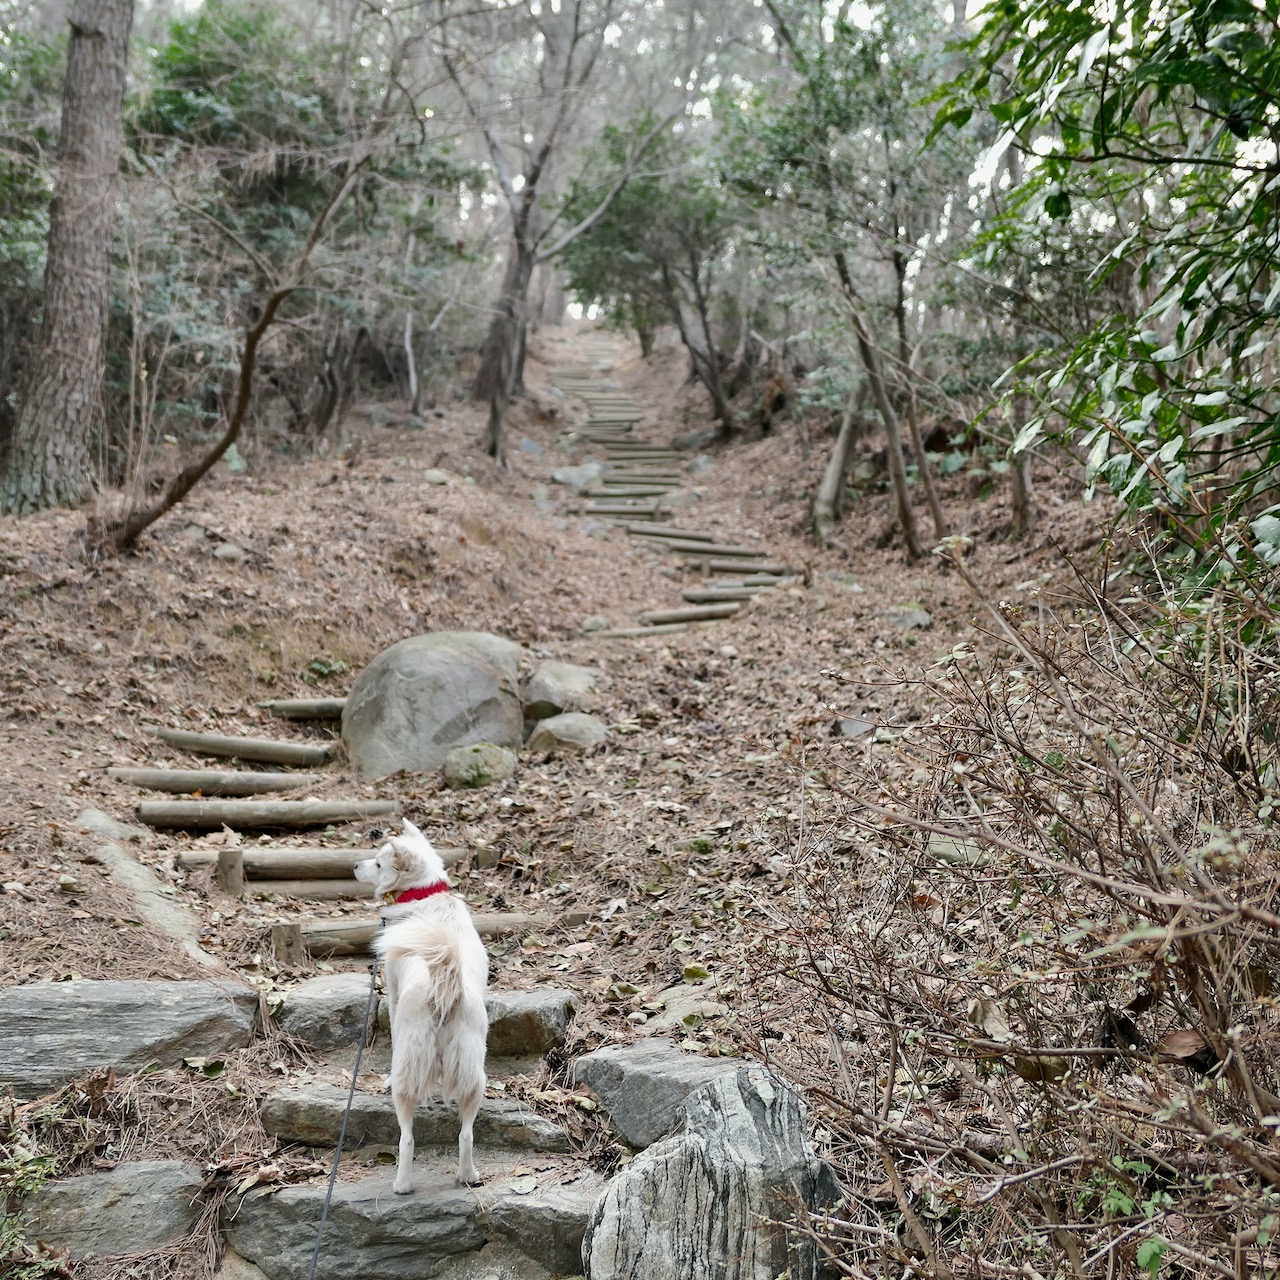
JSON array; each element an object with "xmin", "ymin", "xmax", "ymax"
[
  {"xmin": 813, "ymin": 404, "xmax": 859, "ymax": 547},
  {"xmin": 475, "ymin": 245, "xmax": 525, "ymax": 402},
  {"xmin": 893, "ymin": 249, "xmax": 947, "ymax": 540},
  {"xmin": 1010, "ymin": 396, "xmax": 1037, "ymax": 537},
  {"xmin": 478, "ymin": 243, "xmax": 535, "ymax": 467},
  {"xmin": 1, "ymin": 0, "xmax": 134, "ymax": 513}
]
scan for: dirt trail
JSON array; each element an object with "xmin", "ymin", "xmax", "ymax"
[{"xmin": 0, "ymin": 322, "xmax": 1091, "ymax": 1043}]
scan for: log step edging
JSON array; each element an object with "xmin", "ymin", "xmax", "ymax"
[
  {"xmin": 259, "ymin": 698, "xmax": 347, "ymax": 721},
  {"xmin": 109, "ymin": 768, "xmax": 324, "ymax": 797},
  {"xmin": 154, "ymin": 728, "xmax": 336, "ymax": 768},
  {"xmin": 138, "ymin": 799, "xmax": 397, "ymax": 830},
  {"xmin": 641, "ymin": 604, "xmax": 742, "ymax": 625},
  {"xmin": 177, "ymin": 845, "xmax": 465, "ymax": 877}
]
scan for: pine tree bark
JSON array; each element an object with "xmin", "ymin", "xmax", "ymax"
[{"xmin": 1, "ymin": 0, "xmax": 134, "ymax": 514}]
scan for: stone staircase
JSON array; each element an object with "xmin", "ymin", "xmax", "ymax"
[{"xmin": 551, "ymin": 333, "xmax": 797, "ymax": 639}]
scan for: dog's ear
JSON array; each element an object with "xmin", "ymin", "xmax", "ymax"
[
  {"xmin": 391, "ymin": 842, "xmax": 416, "ymax": 873},
  {"xmin": 401, "ymin": 817, "xmax": 423, "ymax": 839}
]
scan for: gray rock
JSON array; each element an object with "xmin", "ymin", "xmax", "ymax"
[
  {"xmin": 883, "ymin": 604, "xmax": 933, "ymax": 630},
  {"xmin": 223, "ymin": 442, "xmax": 248, "ymax": 473},
  {"xmin": 582, "ymin": 1067, "xmax": 840, "ymax": 1280},
  {"xmin": 525, "ymin": 713, "xmax": 606, "ymax": 756},
  {"xmin": 581, "ymin": 520, "xmax": 609, "ymax": 540},
  {"xmin": 276, "ymin": 973, "xmax": 375, "ymax": 1050},
  {"xmin": 227, "ymin": 1163, "xmax": 598, "ymax": 1280},
  {"xmin": 672, "ymin": 427, "xmax": 716, "ymax": 451},
  {"xmin": 216, "ymin": 1249, "xmax": 272, "ymax": 1280},
  {"xmin": 444, "ymin": 743, "xmax": 518, "ymax": 789},
  {"xmin": 423, "ymin": 469, "xmax": 452, "ymax": 485},
  {"xmin": 830, "ymin": 718, "xmax": 874, "ymax": 740},
  {"xmin": 519, "ymin": 437, "xmax": 544, "ymax": 456},
  {"xmin": 660, "ymin": 491, "xmax": 700, "ymax": 509},
  {"xmin": 488, "ymin": 1179, "xmax": 601, "ymax": 1275},
  {"xmin": 214, "ymin": 541, "xmax": 246, "ymax": 562},
  {"xmin": 688, "ymin": 454, "xmax": 714, "ymax": 474},
  {"xmin": 485, "ymin": 989, "xmax": 574, "ymax": 1057},
  {"xmin": 0, "ymin": 979, "xmax": 257, "ymax": 1098},
  {"xmin": 368, "ymin": 405, "xmax": 393, "ymax": 427},
  {"xmin": 579, "ymin": 616, "xmax": 609, "ymax": 634},
  {"xmin": 552, "ymin": 463, "xmax": 604, "ymax": 492},
  {"xmin": 228, "ymin": 1167, "xmax": 484, "ymax": 1280},
  {"xmin": 523, "ymin": 662, "xmax": 599, "ymax": 722},
  {"xmin": 260, "ymin": 1084, "xmax": 571, "ymax": 1153},
  {"xmin": 24, "ymin": 1159, "xmax": 203, "ymax": 1259},
  {"xmin": 343, "ymin": 632, "xmax": 524, "ymax": 779},
  {"xmin": 572, "ymin": 1042, "xmax": 736, "ymax": 1149}
]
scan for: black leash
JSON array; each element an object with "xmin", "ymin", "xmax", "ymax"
[{"xmin": 304, "ymin": 962, "xmax": 379, "ymax": 1280}]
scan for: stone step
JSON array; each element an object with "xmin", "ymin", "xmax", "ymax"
[
  {"xmin": 227, "ymin": 1158, "xmax": 602, "ymax": 1280},
  {"xmin": 261, "ymin": 1083, "xmax": 571, "ymax": 1153},
  {"xmin": 275, "ymin": 974, "xmax": 574, "ymax": 1057}
]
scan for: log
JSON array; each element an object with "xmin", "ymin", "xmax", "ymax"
[
  {"xmin": 595, "ymin": 623, "xmax": 690, "ymax": 638},
  {"xmin": 138, "ymin": 799, "xmax": 397, "ymax": 830},
  {"xmin": 108, "ymin": 768, "xmax": 323, "ymax": 796},
  {"xmin": 641, "ymin": 604, "xmax": 741, "ymax": 625},
  {"xmin": 813, "ymin": 403, "xmax": 859, "ymax": 548},
  {"xmin": 153, "ymin": 728, "xmax": 336, "ymax": 768},
  {"xmin": 708, "ymin": 559, "xmax": 792, "ymax": 575},
  {"xmin": 626, "ymin": 524, "xmax": 717, "ymax": 541},
  {"xmin": 587, "ymin": 486, "xmax": 674, "ymax": 498},
  {"xmin": 302, "ymin": 911, "xmax": 539, "ymax": 957},
  {"xmin": 177, "ymin": 845, "xmax": 464, "ymax": 877},
  {"xmin": 259, "ymin": 698, "xmax": 347, "ymax": 721},
  {"xmin": 250, "ymin": 879, "xmax": 368, "ymax": 900},
  {"xmin": 582, "ymin": 502, "xmax": 660, "ymax": 516},
  {"xmin": 217, "ymin": 848, "xmax": 246, "ymax": 897},
  {"xmin": 682, "ymin": 588, "xmax": 767, "ymax": 603},
  {"xmin": 272, "ymin": 922, "xmax": 305, "ymax": 965},
  {"xmin": 664, "ymin": 541, "xmax": 765, "ymax": 557}
]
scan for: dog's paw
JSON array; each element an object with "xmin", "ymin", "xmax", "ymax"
[
  {"xmin": 458, "ymin": 1173, "xmax": 484, "ymax": 1187},
  {"xmin": 393, "ymin": 1183, "xmax": 414, "ymax": 1196}
]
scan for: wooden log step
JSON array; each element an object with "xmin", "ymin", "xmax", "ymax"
[
  {"xmin": 177, "ymin": 845, "xmax": 464, "ymax": 877},
  {"xmin": 664, "ymin": 541, "xmax": 766, "ymax": 557},
  {"xmin": 626, "ymin": 524, "xmax": 718, "ymax": 540},
  {"xmin": 640, "ymin": 603, "xmax": 742, "ymax": 625},
  {"xmin": 605, "ymin": 472, "xmax": 682, "ymax": 483},
  {"xmin": 582, "ymin": 502, "xmax": 660, "ymax": 516},
  {"xmin": 137, "ymin": 799, "xmax": 397, "ymax": 830},
  {"xmin": 154, "ymin": 728, "xmax": 336, "ymax": 768},
  {"xmin": 302, "ymin": 911, "xmax": 539, "ymax": 957},
  {"xmin": 708, "ymin": 559, "xmax": 793, "ymax": 575},
  {"xmin": 586, "ymin": 486, "xmax": 674, "ymax": 498},
  {"xmin": 682, "ymin": 587, "xmax": 768, "ymax": 603},
  {"xmin": 605, "ymin": 453, "xmax": 680, "ymax": 463},
  {"xmin": 251, "ymin": 880, "xmax": 365, "ymax": 900},
  {"xmin": 108, "ymin": 768, "xmax": 324, "ymax": 797},
  {"xmin": 594, "ymin": 623, "xmax": 691, "ymax": 638},
  {"xmin": 259, "ymin": 698, "xmax": 347, "ymax": 721}
]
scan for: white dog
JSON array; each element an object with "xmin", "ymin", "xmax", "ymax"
[{"xmin": 354, "ymin": 819, "xmax": 489, "ymax": 1192}]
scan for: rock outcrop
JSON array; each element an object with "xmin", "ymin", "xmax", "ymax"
[
  {"xmin": 582, "ymin": 1067, "xmax": 840, "ymax": 1280},
  {"xmin": 522, "ymin": 662, "xmax": 599, "ymax": 722}
]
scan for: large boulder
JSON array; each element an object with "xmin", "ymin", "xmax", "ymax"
[
  {"xmin": 24, "ymin": 1160, "xmax": 203, "ymax": 1259},
  {"xmin": 523, "ymin": 661, "xmax": 599, "ymax": 722},
  {"xmin": 343, "ymin": 632, "xmax": 523, "ymax": 779},
  {"xmin": 573, "ymin": 1041, "xmax": 737, "ymax": 1149},
  {"xmin": 0, "ymin": 980, "xmax": 257, "ymax": 1098},
  {"xmin": 582, "ymin": 1067, "xmax": 840, "ymax": 1280}
]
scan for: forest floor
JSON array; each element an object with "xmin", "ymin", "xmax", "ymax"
[{"xmin": 0, "ymin": 323, "xmax": 1108, "ymax": 1215}]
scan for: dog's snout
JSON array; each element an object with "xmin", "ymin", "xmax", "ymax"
[{"xmin": 354, "ymin": 858, "xmax": 376, "ymax": 883}]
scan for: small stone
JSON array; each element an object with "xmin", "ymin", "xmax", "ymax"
[
  {"xmin": 444, "ymin": 743, "xmax": 518, "ymax": 789},
  {"xmin": 222, "ymin": 442, "xmax": 247, "ymax": 473},
  {"xmin": 423, "ymin": 468, "xmax": 451, "ymax": 485},
  {"xmin": 368, "ymin": 405, "xmax": 392, "ymax": 427},
  {"xmin": 523, "ymin": 661, "xmax": 599, "ymax": 721},
  {"xmin": 214, "ymin": 1248, "xmax": 271, "ymax": 1280},
  {"xmin": 552, "ymin": 462, "xmax": 604, "ymax": 492},
  {"xmin": 581, "ymin": 520, "xmax": 609, "ymax": 539},
  {"xmin": 24, "ymin": 1160, "xmax": 203, "ymax": 1259},
  {"xmin": 688, "ymin": 454, "xmax": 714, "ymax": 474},
  {"xmin": 718, "ymin": 645, "xmax": 738, "ymax": 658},
  {"xmin": 883, "ymin": 604, "xmax": 933, "ymax": 630},
  {"xmin": 928, "ymin": 834, "xmax": 990, "ymax": 867},
  {"xmin": 672, "ymin": 427, "xmax": 716, "ymax": 451},
  {"xmin": 214, "ymin": 541, "xmax": 245, "ymax": 562},
  {"xmin": 519, "ymin": 436, "xmax": 544, "ymax": 456},
  {"xmin": 526, "ymin": 712, "xmax": 607, "ymax": 755},
  {"xmin": 830, "ymin": 718, "xmax": 874, "ymax": 740},
  {"xmin": 580, "ymin": 616, "xmax": 610, "ymax": 634}
]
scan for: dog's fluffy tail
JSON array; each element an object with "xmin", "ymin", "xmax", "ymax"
[{"xmin": 375, "ymin": 903, "xmax": 488, "ymax": 1106}]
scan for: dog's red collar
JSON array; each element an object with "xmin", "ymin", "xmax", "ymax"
[{"xmin": 391, "ymin": 881, "xmax": 450, "ymax": 906}]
